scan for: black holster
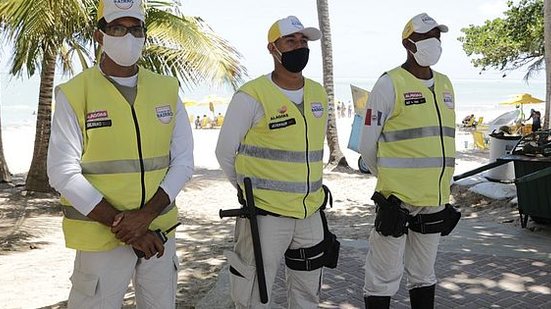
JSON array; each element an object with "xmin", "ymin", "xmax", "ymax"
[
  {"xmin": 408, "ymin": 204, "xmax": 461, "ymax": 236},
  {"xmin": 284, "ymin": 185, "xmax": 340, "ymax": 271},
  {"xmin": 372, "ymin": 192, "xmax": 409, "ymax": 237}
]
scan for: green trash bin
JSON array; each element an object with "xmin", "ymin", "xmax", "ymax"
[{"xmin": 512, "ymin": 158, "xmax": 551, "ymax": 227}]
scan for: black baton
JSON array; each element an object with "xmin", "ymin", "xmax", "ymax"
[{"xmin": 219, "ymin": 177, "xmax": 268, "ymax": 304}]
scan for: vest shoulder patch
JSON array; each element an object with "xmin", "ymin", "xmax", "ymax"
[
  {"xmin": 156, "ymin": 105, "xmax": 174, "ymax": 124},
  {"xmin": 311, "ymin": 102, "xmax": 324, "ymax": 118},
  {"xmin": 443, "ymin": 92, "xmax": 454, "ymax": 109}
]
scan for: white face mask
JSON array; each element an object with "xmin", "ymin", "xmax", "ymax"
[
  {"xmin": 408, "ymin": 37, "xmax": 442, "ymax": 67},
  {"xmin": 101, "ymin": 31, "xmax": 145, "ymax": 67}
]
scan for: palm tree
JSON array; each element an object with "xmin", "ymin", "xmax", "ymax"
[
  {"xmin": 0, "ymin": 115, "xmax": 11, "ymax": 183},
  {"xmin": 544, "ymin": 0, "xmax": 550, "ymax": 129},
  {"xmin": 0, "ymin": 0, "xmax": 246, "ymax": 192},
  {"xmin": 316, "ymin": 0, "xmax": 349, "ymax": 168}
]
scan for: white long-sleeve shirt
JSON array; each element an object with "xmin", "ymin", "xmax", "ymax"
[
  {"xmin": 358, "ymin": 73, "xmax": 434, "ymax": 176},
  {"xmin": 216, "ymin": 74, "xmax": 317, "ymax": 188},
  {"xmin": 47, "ymin": 73, "xmax": 194, "ymax": 216}
]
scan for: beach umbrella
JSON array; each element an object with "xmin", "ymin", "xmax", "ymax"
[
  {"xmin": 499, "ymin": 93, "xmax": 544, "ymax": 105},
  {"xmin": 499, "ymin": 93, "xmax": 544, "ymax": 120},
  {"xmin": 183, "ymin": 100, "xmax": 199, "ymax": 107}
]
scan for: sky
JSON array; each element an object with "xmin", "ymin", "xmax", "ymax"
[
  {"xmin": 180, "ymin": 0, "xmax": 540, "ymax": 82},
  {"xmin": 0, "ymin": 0, "xmax": 546, "ymax": 116}
]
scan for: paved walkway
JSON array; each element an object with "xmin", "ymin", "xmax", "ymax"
[{"xmin": 198, "ymin": 218, "xmax": 551, "ymax": 308}]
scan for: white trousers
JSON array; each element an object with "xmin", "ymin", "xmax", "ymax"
[
  {"xmin": 227, "ymin": 211, "xmax": 325, "ymax": 309},
  {"xmin": 363, "ymin": 205, "xmax": 443, "ymax": 296},
  {"xmin": 67, "ymin": 238, "xmax": 178, "ymax": 309}
]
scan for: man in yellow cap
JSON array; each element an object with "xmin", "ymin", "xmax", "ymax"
[
  {"xmin": 216, "ymin": 15, "xmax": 338, "ymax": 308},
  {"xmin": 47, "ymin": 0, "xmax": 194, "ymax": 307},
  {"xmin": 358, "ymin": 13, "xmax": 459, "ymax": 308}
]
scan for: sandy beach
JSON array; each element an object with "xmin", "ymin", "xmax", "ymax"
[{"xmin": 0, "ymin": 115, "xmax": 549, "ymax": 308}]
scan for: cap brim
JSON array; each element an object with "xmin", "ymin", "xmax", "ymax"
[
  {"xmin": 299, "ymin": 27, "xmax": 322, "ymax": 41},
  {"xmin": 104, "ymin": 12, "xmax": 145, "ymax": 23},
  {"xmin": 437, "ymin": 24, "xmax": 448, "ymax": 33}
]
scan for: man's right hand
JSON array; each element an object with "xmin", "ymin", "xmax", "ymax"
[{"xmin": 132, "ymin": 230, "xmax": 165, "ymax": 259}]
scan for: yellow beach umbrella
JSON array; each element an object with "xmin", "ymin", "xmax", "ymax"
[
  {"xmin": 183, "ymin": 100, "xmax": 199, "ymax": 107},
  {"xmin": 499, "ymin": 93, "xmax": 544, "ymax": 123},
  {"xmin": 500, "ymin": 93, "xmax": 544, "ymax": 105}
]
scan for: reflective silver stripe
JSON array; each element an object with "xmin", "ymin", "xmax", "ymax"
[
  {"xmin": 238, "ymin": 145, "xmax": 323, "ymax": 163},
  {"xmin": 381, "ymin": 126, "xmax": 455, "ymax": 142},
  {"xmin": 62, "ymin": 202, "xmax": 176, "ymax": 221},
  {"xmin": 237, "ymin": 174, "xmax": 323, "ymax": 194},
  {"xmin": 81, "ymin": 156, "xmax": 169, "ymax": 174},
  {"xmin": 378, "ymin": 157, "xmax": 455, "ymax": 168}
]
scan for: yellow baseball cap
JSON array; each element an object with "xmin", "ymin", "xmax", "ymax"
[
  {"xmin": 402, "ymin": 13, "xmax": 448, "ymax": 40},
  {"xmin": 97, "ymin": 0, "xmax": 145, "ymax": 23},
  {"xmin": 268, "ymin": 16, "xmax": 321, "ymax": 43}
]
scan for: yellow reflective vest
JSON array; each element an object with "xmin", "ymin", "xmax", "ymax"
[
  {"xmin": 376, "ymin": 67, "xmax": 456, "ymax": 206},
  {"xmin": 235, "ymin": 75, "xmax": 328, "ymax": 219},
  {"xmin": 58, "ymin": 66, "xmax": 179, "ymax": 251}
]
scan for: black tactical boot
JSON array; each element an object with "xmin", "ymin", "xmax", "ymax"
[
  {"xmin": 409, "ymin": 284, "xmax": 435, "ymax": 309},
  {"xmin": 364, "ymin": 295, "xmax": 391, "ymax": 309}
]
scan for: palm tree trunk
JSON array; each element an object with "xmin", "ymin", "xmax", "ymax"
[
  {"xmin": 544, "ymin": 0, "xmax": 551, "ymax": 129},
  {"xmin": 317, "ymin": 0, "xmax": 349, "ymax": 168},
  {"xmin": 0, "ymin": 115, "xmax": 12, "ymax": 183},
  {"xmin": 25, "ymin": 51, "xmax": 55, "ymax": 192}
]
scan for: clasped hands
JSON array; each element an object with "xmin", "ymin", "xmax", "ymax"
[{"xmin": 111, "ymin": 209, "xmax": 164, "ymax": 259}]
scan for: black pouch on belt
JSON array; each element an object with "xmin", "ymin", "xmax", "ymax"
[{"xmin": 372, "ymin": 192, "xmax": 409, "ymax": 237}]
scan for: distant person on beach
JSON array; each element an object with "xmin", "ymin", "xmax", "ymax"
[
  {"xmin": 47, "ymin": 0, "xmax": 194, "ymax": 307},
  {"xmin": 527, "ymin": 108, "xmax": 541, "ymax": 132},
  {"xmin": 348, "ymin": 104, "xmax": 353, "ymax": 117},
  {"xmin": 358, "ymin": 13, "xmax": 459, "ymax": 308},
  {"xmin": 195, "ymin": 115, "xmax": 201, "ymax": 129},
  {"xmin": 462, "ymin": 114, "xmax": 474, "ymax": 127},
  {"xmin": 336, "ymin": 102, "xmax": 341, "ymax": 118},
  {"xmin": 215, "ymin": 16, "xmax": 338, "ymax": 308},
  {"xmin": 215, "ymin": 112, "xmax": 224, "ymax": 127},
  {"xmin": 201, "ymin": 114, "xmax": 211, "ymax": 128}
]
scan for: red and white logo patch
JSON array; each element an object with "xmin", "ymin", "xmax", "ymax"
[
  {"xmin": 87, "ymin": 110, "xmax": 108, "ymax": 121},
  {"xmin": 404, "ymin": 92, "xmax": 423, "ymax": 100}
]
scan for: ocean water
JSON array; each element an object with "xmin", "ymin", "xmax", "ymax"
[{"xmin": 0, "ymin": 74, "xmax": 546, "ymax": 127}]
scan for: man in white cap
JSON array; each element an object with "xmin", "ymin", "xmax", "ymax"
[
  {"xmin": 216, "ymin": 16, "xmax": 338, "ymax": 308},
  {"xmin": 358, "ymin": 13, "xmax": 460, "ymax": 308},
  {"xmin": 47, "ymin": 0, "xmax": 194, "ymax": 307}
]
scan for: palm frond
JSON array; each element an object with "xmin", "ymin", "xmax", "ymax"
[{"xmin": 145, "ymin": 9, "xmax": 246, "ymax": 89}]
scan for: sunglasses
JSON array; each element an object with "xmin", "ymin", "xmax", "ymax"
[{"xmin": 103, "ymin": 25, "xmax": 147, "ymax": 38}]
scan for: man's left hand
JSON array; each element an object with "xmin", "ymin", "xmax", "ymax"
[{"xmin": 111, "ymin": 209, "xmax": 155, "ymax": 244}]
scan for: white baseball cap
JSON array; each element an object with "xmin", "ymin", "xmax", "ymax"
[
  {"xmin": 402, "ymin": 13, "xmax": 448, "ymax": 40},
  {"xmin": 268, "ymin": 16, "xmax": 321, "ymax": 43},
  {"xmin": 97, "ymin": 0, "xmax": 145, "ymax": 23}
]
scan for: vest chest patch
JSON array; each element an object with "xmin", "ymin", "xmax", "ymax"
[
  {"xmin": 311, "ymin": 102, "xmax": 324, "ymax": 118},
  {"xmin": 443, "ymin": 92, "xmax": 454, "ymax": 109},
  {"xmin": 269, "ymin": 118, "xmax": 296, "ymax": 130},
  {"xmin": 403, "ymin": 92, "xmax": 426, "ymax": 106},
  {"xmin": 86, "ymin": 110, "xmax": 112, "ymax": 130},
  {"xmin": 156, "ymin": 105, "xmax": 173, "ymax": 124}
]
